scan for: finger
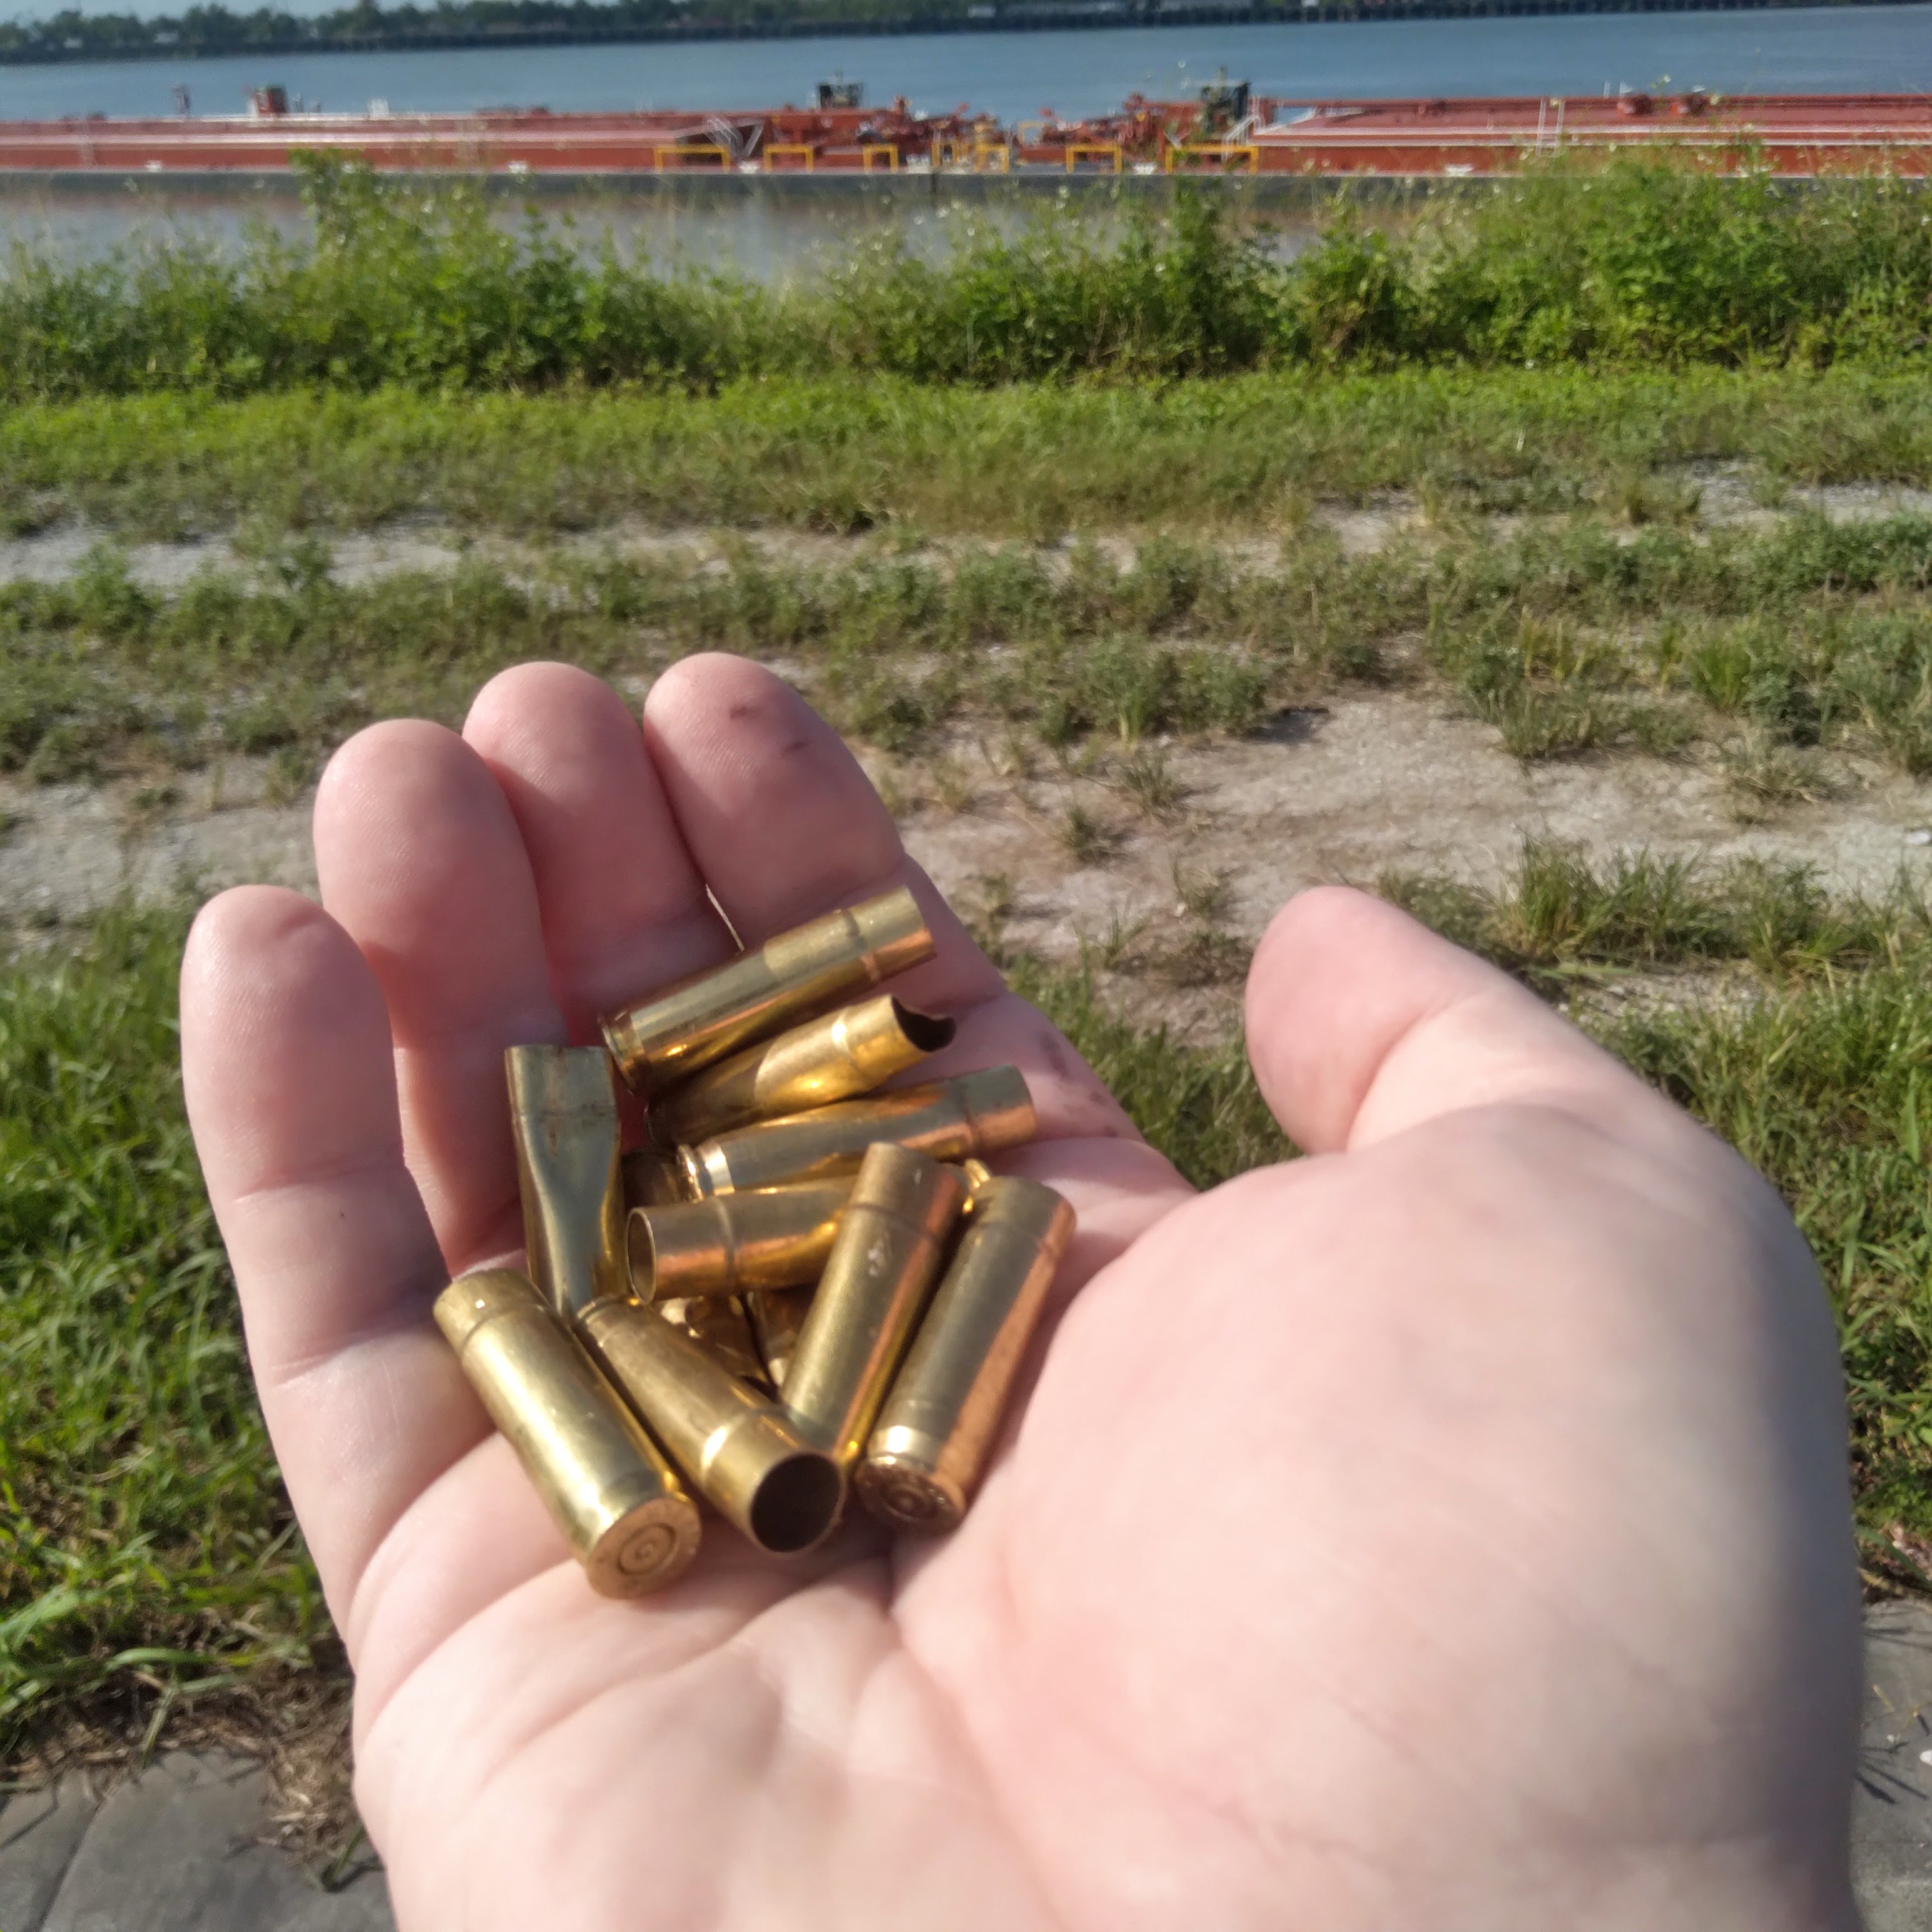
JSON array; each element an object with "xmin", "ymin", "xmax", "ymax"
[
  {"xmin": 642, "ymin": 654, "xmax": 1141, "ymax": 1145},
  {"xmin": 641, "ymin": 654, "xmax": 1000, "ymax": 1012},
  {"xmin": 313, "ymin": 719, "xmax": 562, "ymax": 1266},
  {"xmin": 1244, "ymin": 886, "xmax": 1656, "ymax": 1157},
  {"xmin": 180, "ymin": 887, "xmax": 488, "ymax": 1618},
  {"xmin": 462, "ymin": 663, "xmax": 731, "ymax": 1040}
]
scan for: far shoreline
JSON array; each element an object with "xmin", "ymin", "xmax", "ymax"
[{"xmin": 2, "ymin": 0, "xmax": 1923, "ymax": 74}]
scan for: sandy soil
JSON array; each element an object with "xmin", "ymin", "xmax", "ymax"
[
  {"xmin": 9, "ymin": 486, "xmax": 1932, "ymax": 1023},
  {"xmin": 9, "ymin": 681, "xmax": 1928, "ymax": 1033},
  {"xmin": 6, "ymin": 460, "xmax": 1932, "ymax": 591}
]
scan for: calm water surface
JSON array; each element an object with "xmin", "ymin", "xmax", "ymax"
[
  {"xmin": 1, "ymin": 6, "xmax": 1927, "ymax": 122},
  {"xmin": 0, "ymin": 176, "xmax": 1075, "ymax": 278}
]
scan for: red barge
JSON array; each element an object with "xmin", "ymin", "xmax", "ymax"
[{"xmin": 2, "ymin": 79, "xmax": 1929, "ymax": 178}]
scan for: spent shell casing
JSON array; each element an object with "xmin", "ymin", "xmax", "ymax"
[
  {"xmin": 656, "ymin": 1292, "xmax": 773, "ymax": 1393},
  {"xmin": 857, "ymin": 1177, "xmax": 1074, "ymax": 1535},
  {"xmin": 680, "ymin": 1065, "xmax": 1035, "ymax": 1197},
  {"xmin": 628, "ymin": 1181, "xmax": 853, "ymax": 1302},
  {"xmin": 649, "ymin": 994, "xmax": 955, "ymax": 1146},
  {"xmin": 507, "ymin": 1044, "xmax": 628, "ymax": 1319},
  {"xmin": 746, "ymin": 1286, "xmax": 813, "ymax": 1392},
  {"xmin": 780, "ymin": 1143, "xmax": 967, "ymax": 1468},
  {"xmin": 601, "ymin": 887, "xmax": 933, "ymax": 1095},
  {"xmin": 434, "ymin": 1269, "xmax": 701, "ymax": 1597},
  {"xmin": 623, "ymin": 1147, "xmax": 694, "ymax": 1208},
  {"xmin": 578, "ymin": 1298, "xmax": 845, "ymax": 1555}
]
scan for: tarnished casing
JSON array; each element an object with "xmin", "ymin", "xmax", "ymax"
[
  {"xmin": 656, "ymin": 1293, "xmax": 773, "ymax": 1393},
  {"xmin": 507, "ymin": 1045, "xmax": 628, "ymax": 1318},
  {"xmin": 650, "ymin": 994, "xmax": 955, "ymax": 1146},
  {"xmin": 681, "ymin": 1065, "xmax": 1035, "ymax": 1197},
  {"xmin": 628, "ymin": 1181, "xmax": 853, "ymax": 1302},
  {"xmin": 746, "ymin": 1286, "xmax": 814, "ymax": 1392},
  {"xmin": 623, "ymin": 1148, "xmax": 694, "ymax": 1209},
  {"xmin": 780, "ymin": 1144, "xmax": 967, "ymax": 1468},
  {"xmin": 434, "ymin": 1269, "xmax": 700, "ymax": 1596},
  {"xmin": 857, "ymin": 1177, "xmax": 1074, "ymax": 1535},
  {"xmin": 579, "ymin": 1298, "xmax": 845, "ymax": 1554},
  {"xmin": 601, "ymin": 888, "xmax": 933, "ymax": 1094}
]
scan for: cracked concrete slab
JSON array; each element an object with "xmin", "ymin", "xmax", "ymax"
[
  {"xmin": 0, "ymin": 1777, "xmax": 99, "ymax": 1932},
  {"xmin": 1, "ymin": 1754, "xmax": 390, "ymax": 1932},
  {"xmin": 1856, "ymin": 1602, "xmax": 1932, "ymax": 1932}
]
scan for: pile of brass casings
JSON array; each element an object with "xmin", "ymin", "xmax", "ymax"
[{"xmin": 433, "ymin": 886, "xmax": 1075, "ymax": 1597}]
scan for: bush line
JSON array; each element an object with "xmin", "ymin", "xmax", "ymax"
[{"xmin": 8, "ymin": 158, "xmax": 1932, "ymax": 397}]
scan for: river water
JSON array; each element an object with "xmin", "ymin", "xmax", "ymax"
[
  {"xmin": 0, "ymin": 7, "xmax": 1926, "ymax": 273},
  {"xmin": 3, "ymin": 5, "xmax": 1927, "ymax": 123}
]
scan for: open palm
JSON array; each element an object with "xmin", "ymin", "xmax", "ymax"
[{"xmin": 181, "ymin": 656, "xmax": 1863, "ymax": 1932}]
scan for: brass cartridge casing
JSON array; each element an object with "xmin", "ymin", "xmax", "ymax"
[
  {"xmin": 602, "ymin": 888, "xmax": 934, "ymax": 1094},
  {"xmin": 650, "ymin": 995, "xmax": 955, "ymax": 1146},
  {"xmin": 857, "ymin": 1177, "xmax": 1075, "ymax": 1535},
  {"xmin": 623, "ymin": 1148, "xmax": 694, "ymax": 1209},
  {"xmin": 681, "ymin": 1065, "xmax": 1035, "ymax": 1198},
  {"xmin": 657, "ymin": 1293, "xmax": 773, "ymax": 1393},
  {"xmin": 746, "ymin": 1286, "xmax": 813, "ymax": 1392},
  {"xmin": 628, "ymin": 1181, "xmax": 853, "ymax": 1302},
  {"xmin": 780, "ymin": 1144, "xmax": 967, "ymax": 1468},
  {"xmin": 578, "ymin": 1298, "xmax": 845, "ymax": 1554},
  {"xmin": 507, "ymin": 1045, "xmax": 628, "ymax": 1319},
  {"xmin": 434, "ymin": 1269, "xmax": 701, "ymax": 1597}
]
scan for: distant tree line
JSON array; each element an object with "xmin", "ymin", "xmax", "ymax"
[{"xmin": 0, "ymin": 0, "xmax": 1911, "ymax": 68}]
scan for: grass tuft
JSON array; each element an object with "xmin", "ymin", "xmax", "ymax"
[
  {"xmin": 0, "ymin": 907, "xmax": 323, "ymax": 1761},
  {"xmin": 1378, "ymin": 837, "xmax": 1931, "ymax": 987}
]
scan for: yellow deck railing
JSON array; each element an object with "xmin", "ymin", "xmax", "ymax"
[
  {"xmin": 1065, "ymin": 142, "xmax": 1124, "ymax": 173},
  {"xmin": 931, "ymin": 136, "xmax": 1013, "ymax": 172},
  {"xmin": 1163, "ymin": 141, "xmax": 1259, "ymax": 173}
]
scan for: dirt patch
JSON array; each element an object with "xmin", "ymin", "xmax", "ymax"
[
  {"xmin": 0, "ymin": 516, "xmax": 946, "ymax": 597},
  {"xmin": 9, "ymin": 469, "xmax": 1932, "ymax": 599},
  {"xmin": 19, "ymin": 686, "xmax": 1929, "ymax": 1030},
  {"xmin": 880, "ymin": 693, "xmax": 1932, "ymax": 1031},
  {"xmin": 891, "ymin": 694, "xmax": 1932, "ymax": 923},
  {"xmin": 1688, "ymin": 460, "xmax": 1932, "ymax": 532},
  {"xmin": 0, "ymin": 762, "xmax": 315, "ymax": 931}
]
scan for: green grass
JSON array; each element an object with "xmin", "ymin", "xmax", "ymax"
[
  {"xmin": 18, "ymin": 497, "xmax": 1932, "ymax": 785},
  {"xmin": 1381, "ymin": 836, "xmax": 1932, "ymax": 986},
  {"xmin": 6, "ymin": 159, "xmax": 1932, "ymax": 400},
  {"xmin": 0, "ymin": 535, "xmax": 1333, "ymax": 783},
  {"xmin": 0, "ymin": 909, "xmax": 326, "ymax": 1765},
  {"xmin": 7, "ymin": 365, "xmax": 1932, "ymax": 542},
  {"xmin": 8, "ymin": 861, "xmax": 1932, "ymax": 1757},
  {"xmin": 1607, "ymin": 972, "xmax": 1932, "ymax": 1542}
]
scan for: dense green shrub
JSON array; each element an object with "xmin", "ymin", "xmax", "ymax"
[{"xmin": 5, "ymin": 155, "xmax": 1932, "ymax": 397}]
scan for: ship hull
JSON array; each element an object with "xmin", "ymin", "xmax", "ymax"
[{"xmin": 1, "ymin": 92, "xmax": 1928, "ymax": 179}]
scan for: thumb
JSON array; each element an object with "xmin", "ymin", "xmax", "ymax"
[{"xmin": 1244, "ymin": 887, "xmax": 1654, "ymax": 1157}]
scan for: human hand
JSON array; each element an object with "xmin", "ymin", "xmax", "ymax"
[{"xmin": 181, "ymin": 655, "xmax": 1862, "ymax": 1932}]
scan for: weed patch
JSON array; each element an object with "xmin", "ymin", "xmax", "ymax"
[
  {"xmin": 19, "ymin": 504, "xmax": 1932, "ymax": 777},
  {"xmin": 6, "ymin": 160, "xmax": 1932, "ymax": 400},
  {"xmin": 8, "ymin": 367, "xmax": 1932, "ymax": 544},
  {"xmin": 0, "ymin": 908, "xmax": 325, "ymax": 1761}
]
